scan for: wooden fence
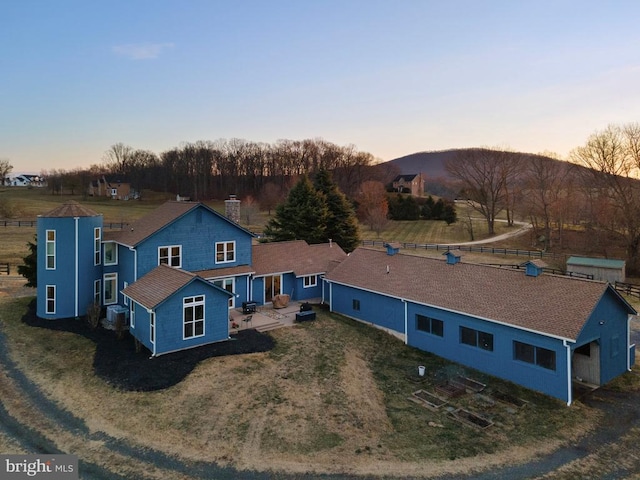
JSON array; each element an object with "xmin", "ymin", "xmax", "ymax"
[
  {"xmin": 0, "ymin": 263, "xmax": 10, "ymax": 275},
  {"xmin": 614, "ymin": 281, "xmax": 640, "ymax": 299},
  {"xmin": 0, "ymin": 220, "xmax": 128, "ymax": 229},
  {"xmin": 360, "ymin": 240, "xmax": 566, "ymax": 260}
]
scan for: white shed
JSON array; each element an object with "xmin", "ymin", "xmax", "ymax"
[{"xmin": 566, "ymin": 256, "xmax": 626, "ymax": 283}]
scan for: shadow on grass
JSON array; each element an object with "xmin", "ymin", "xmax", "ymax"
[{"xmin": 21, "ymin": 300, "xmax": 275, "ymax": 392}]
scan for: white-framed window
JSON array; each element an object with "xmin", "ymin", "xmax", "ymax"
[
  {"xmin": 94, "ymin": 279, "xmax": 101, "ymax": 305},
  {"xmin": 94, "ymin": 228, "xmax": 101, "ymax": 265},
  {"xmin": 123, "ymin": 282, "xmax": 128, "ymax": 306},
  {"xmin": 150, "ymin": 312, "xmax": 155, "ymax": 344},
  {"xmin": 183, "ymin": 295, "xmax": 205, "ymax": 339},
  {"xmin": 213, "ymin": 278, "xmax": 235, "ymax": 308},
  {"xmin": 303, "ymin": 275, "xmax": 317, "ymax": 288},
  {"xmin": 111, "ymin": 188, "xmax": 117, "ymax": 196},
  {"xmin": 46, "ymin": 230, "xmax": 56, "ymax": 270},
  {"xmin": 103, "ymin": 273, "xmax": 118, "ymax": 305},
  {"xmin": 215, "ymin": 241, "xmax": 235, "ymax": 264},
  {"xmin": 159, "ymin": 245, "xmax": 182, "ymax": 267},
  {"xmin": 104, "ymin": 241, "xmax": 117, "ymax": 265},
  {"xmin": 130, "ymin": 302, "xmax": 135, "ymax": 328},
  {"xmin": 46, "ymin": 285, "xmax": 56, "ymax": 314}
]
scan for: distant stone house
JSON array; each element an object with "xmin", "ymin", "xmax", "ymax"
[
  {"xmin": 88, "ymin": 175, "xmax": 133, "ymax": 200},
  {"xmin": 392, "ymin": 174, "xmax": 425, "ymax": 196}
]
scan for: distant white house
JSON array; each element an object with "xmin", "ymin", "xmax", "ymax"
[{"xmin": 4, "ymin": 174, "xmax": 46, "ymax": 187}]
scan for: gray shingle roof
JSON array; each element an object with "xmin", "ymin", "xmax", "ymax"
[
  {"xmin": 122, "ymin": 264, "xmax": 200, "ymax": 309},
  {"xmin": 252, "ymin": 240, "xmax": 347, "ymax": 277},
  {"xmin": 325, "ymin": 248, "xmax": 632, "ymax": 340}
]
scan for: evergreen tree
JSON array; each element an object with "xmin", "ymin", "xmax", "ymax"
[
  {"xmin": 263, "ymin": 176, "xmax": 329, "ymax": 244},
  {"xmin": 442, "ymin": 202, "xmax": 458, "ymax": 225},
  {"xmin": 18, "ymin": 235, "xmax": 37, "ymax": 288},
  {"xmin": 432, "ymin": 198, "xmax": 445, "ymax": 220},
  {"xmin": 313, "ymin": 168, "xmax": 360, "ymax": 252}
]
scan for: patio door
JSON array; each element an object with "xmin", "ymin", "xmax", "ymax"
[
  {"xmin": 264, "ymin": 275, "xmax": 282, "ymax": 303},
  {"xmin": 214, "ymin": 278, "xmax": 235, "ymax": 309}
]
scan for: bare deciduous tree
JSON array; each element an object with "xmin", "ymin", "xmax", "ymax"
[
  {"xmin": 445, "ymin": 148, "xmax": 514, "ymax": 235},
  {"xmin": 0, "ymin": 158, "xmax": 13, "ymax": 186},
  {"xmin": 571, "ymin": 123, "xmax": 640, "ymax": 272},
  {"xmin": 357, "ymin": 180, "xmax": 389, "ymax": 236}
]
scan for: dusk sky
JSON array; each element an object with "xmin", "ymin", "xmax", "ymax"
[{"xmin": 2, "ymin": 1, "xmax": 640, "ymax": 173}]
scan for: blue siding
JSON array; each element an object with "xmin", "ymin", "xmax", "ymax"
[
  {"xmin": 129, "ymin": 279, "xmax": 230, "ymax": 356},
  {"xmin": 577, "ymin": 288, "xmax": 631, "ymax": 384},
  {"xmin": 405, "ymin": 303, "xmax": 569, "ymax": 402},
  {"xmin": 252, "ymin": 277, "xmax": 265, "ymax": 305},
  {"xmin": 330, "ymin": 284, "xmax": 404, "ymax": 335},
  {"xmin": 135, "ymin": 207, "xmax": 253, "ymax": 278},
  {"xmin": 294, "ymin": 275, "xmax": 323, "ymax": 301},
  {"xmin": 37, "ymin": 215, "xmax": 102, "ymax": 319},
  {"xmin": 328, "ymin": 282, "xmax": 572, "ymax": 402}
]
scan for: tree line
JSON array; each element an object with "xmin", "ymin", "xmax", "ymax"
[
  {"xmin": 444, "ymin": 122, "xmax": 640, "ymax": 272},
  {"xmin": 40, "ymin": 138, "xmax": 400, "ymax": 204}
]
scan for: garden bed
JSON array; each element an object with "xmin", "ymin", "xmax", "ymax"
[
  {"xmin": 449, "ymin": 408, "xmax": 493, "ymax": 430},
  {"xmin": 435, "ymin": 382, "xmax": 466, "ymax": 398},
  {"xmin": 411, "ymin": 389, "xmax": 448, "ymax": 410},
  {"xmin": 450, "ymin": 375, "xmax": 486, "ymax": 393}
]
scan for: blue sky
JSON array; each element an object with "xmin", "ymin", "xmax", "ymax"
[{"xmin": 2, "ymin": 1, "xmax": 640, "ymax": 173}]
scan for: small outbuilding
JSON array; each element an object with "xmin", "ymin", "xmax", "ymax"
[{"xmin": 566, "ymin": 256, "xmax": 626, "ymax": 283}]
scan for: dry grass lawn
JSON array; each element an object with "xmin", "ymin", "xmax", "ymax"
[{"xmin": 0, "ymin": 293, "xmax": 610, "ymax": 478}]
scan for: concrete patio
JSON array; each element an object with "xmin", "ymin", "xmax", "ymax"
[{"xmin": 228, "ymin": 299, "xmax": 321, "ymax": 333}]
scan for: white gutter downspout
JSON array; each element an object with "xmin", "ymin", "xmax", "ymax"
[
  {"xmin": 149, "ymin": 309, "xmax": 156, "ymax": 357},
  {"xmin": 329, "ymin": 282, "xmax": 333, "ymax": 312},
  {"xmin": 564, "ymin": 340, "xmax": 572, "ymax": 406},
  {"xmin": 628, "ymin": 314, "xmax": 634, "ymax": 371},
  {"xmin": 403, "ymin": 299, "xmax": 408, "ymax": 345},
  {"xmin": 74, "ymin": 217, "xmax": 79, "ymax": 318}
]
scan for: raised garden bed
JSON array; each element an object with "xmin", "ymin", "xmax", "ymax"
[
  {"xmin": 412, "ymin": 389, "xmax": 448, "ymax": 410},
  {"xmin": 492, "ymin": 390, "xmax": 528, "ymax": 408},
  {"xmin": 450, "ymin": 375, "xmax": 486, "ymax": 393},
  {"xmin": 435, "ymin": 382, "xmax": 466, "ymax": 398},
  {"xmin": 449, "ymin": 408, "xmax": 493, "ymax": 429}
]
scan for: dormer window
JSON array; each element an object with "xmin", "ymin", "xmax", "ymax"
[{"xmin": 159, "ymin": 245, "xmax": 182, "ymax": 267}]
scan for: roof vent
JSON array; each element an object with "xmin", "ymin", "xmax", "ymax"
[
  {"xmin": 521, "ymin": 260, "xmax": 547, "ymax": 277},
  {"xmin": 443, "ymin": 251, "xmax": 461, "ymax": 265},
  {"xmin": 384, "ymin": 242, "xmax": 401, "ymax": 256}
]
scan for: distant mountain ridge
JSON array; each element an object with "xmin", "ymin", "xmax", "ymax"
[
  {"xmin": 384, "ymin": 150, "xmax": 461, "ymax": 179},
  {"xmin": 384, "ymin": 148, "xmax": 568, "ymax": 179}
]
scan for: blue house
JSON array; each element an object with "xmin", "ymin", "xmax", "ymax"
[
  {"xmin": 37, "ymin": 202, "xmax": 104, "ymax": 319},
  {"xmin": 324, "ymin": 248, "xmax": 637, "ymax": 405},
  {"xmin": 121, "ymin": 265, "xmax": 233, "ymax": 356},
  {"xmin": 37, "ymin": 200, "xmax": 255, "ymax": 354},
  {"xmin": 36, "ymin": 200, "xmax": 637, "ymax": 403},
  {"xmin": 251, "ymin": 240, "xmax": 346, "ymax": 305},
  {"xmin": 36, "ymin": 200, "xmax": 345, "ymax": 357}
]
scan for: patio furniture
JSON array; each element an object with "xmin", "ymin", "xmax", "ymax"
[{"xmin": 242, "ymin": 315, "xmax": 253, "ymax": 328}]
